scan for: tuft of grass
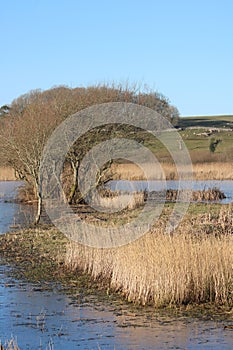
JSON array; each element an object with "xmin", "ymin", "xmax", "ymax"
[
  {"xmin": 92, "ymin": 189, "xmax": 145, "ymax": 211},
  {"xmin": 0, "ymin": 337, "xmax": 20, "ymax": 350}
]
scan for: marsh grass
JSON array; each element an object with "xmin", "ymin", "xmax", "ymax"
[
  {"xmin": 0, "ymin": 167, "xmax": 16, "ymax": 181},
  {"xmin": 192, "ymin": 162, "xmax": 233, "ymax": 180},
  {"xmin": 99, "ymin": 188, "xmax": 226, "ymax": 210},
  {"xmin": 165, "ymin": 187, "xmax": 226, "ymax": 202},
  {"xmin": 0, "ymin": 202, "xmax": 232, "ymax": 310},
  {"xmin": 0, "ymin": 338, "xmax": 20, "ymax": 350},
  {"xmin": 65, "ymin": 205, "xmax": 233, "ymax": 307},
  {"xmin": 111, "ymin": 162, "xmax": 233, "ymax": 180},
  {"xmin": 0, "ymin": 337, "xmax": 55, "ymax": 350},
  {"xmin": 93, "ymin": 190, "xmax": 145, "ymax": 211}
]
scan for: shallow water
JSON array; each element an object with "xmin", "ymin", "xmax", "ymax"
[
  {"xmin": 0, "ymin": 180, "xmax": 232, "ymax": 236},
  {"xmin": 108, "ymin": 180, "xmax": 233, "ymax": 204},
  {"xmin": 0, "ymin": 181, "xmax": 35, "ymax": 234},
  {"xmin": 0, "ymin": 181, "xmax": 233, "ymax": 349},
  {"xmin": 0, "ymin": 265, "xmax": 233, "ymax": 349}
]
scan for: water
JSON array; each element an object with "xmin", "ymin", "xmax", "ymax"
[
  {"xmin": 108, "ymin": 180, "xmax": 233, "ymax": 204},
  {"xmin": 0, "ymin": 181, "xmax": 35, "ymax": 234},
  {"xmin": 0, "ymin": 267, "xmax": 233, "ymax": 349},
  {"xmin": 0, "ymin": 181, "xmax": 233, "ymax": 349},
  {"xmin": 0, "ymin": 181, "xmax": 232, "ymax": 235}
]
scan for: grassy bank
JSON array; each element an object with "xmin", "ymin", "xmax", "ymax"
[
  {"xmin": 0, "ymin": 204, "xmax": 232, "ymax": 310},
  {"xmin": 0, "ymin": 226, "xmax": 102, "ymax": 293}
]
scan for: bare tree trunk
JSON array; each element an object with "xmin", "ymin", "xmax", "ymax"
[
  {"xmin": 34, "ymin": 182, "xmax": 42, "ymax": 225},
  {"xmin": 67, "ymin": 159, "xmax": 114, "ymax": 205},
  {"xmin": 95, "ymin": 159, "xmax": 113, "ymax": 188},
  {"xmin": 68, "ymin": 160, "xmax": 79, "ymax": 204}
]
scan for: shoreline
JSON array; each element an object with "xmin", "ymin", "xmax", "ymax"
[
  {"xmin": 1, "ymin": 224, "xmax": 233, "ymax": 350},
  {"xmin": 0, "ymin": 203, "xmax": 232, "ymax": 315},
  {"xmin": 0, "ymin": 226, "xmax": 109, "ymax": 297}
]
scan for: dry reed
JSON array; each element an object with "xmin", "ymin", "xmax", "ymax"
[
  {"xmin": 93, "ymin": 190, "xmax": 145, "ymax": 211},
  {"xmin": 100, "ymin": 187, "xmax": 226, "ymax": 207},
  {"xmin": 0, "ymin": 338, "xmax": 20, "ymax": 350},
  {"xmin": 0, "ymin": 167, "xmax": 16, "ymax": 181},
  {"xmin": 65, "ymin": 205, "xmax": 233, "ymax": 307},
  {"xmin": 111, "ymin": 162, "xmax": 233, "ymax": 180},
  {"xmin": 165, "ymin": 188, "xmax": 226, "ymax": 202},
  {"xmin": 192, "ymin": 162, "xmax": 233, "ymax": 180}
]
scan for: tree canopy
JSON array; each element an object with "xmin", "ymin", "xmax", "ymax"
[{"xmin": 0, "ymin": 83, "xmax": 179, "ymax": 223}]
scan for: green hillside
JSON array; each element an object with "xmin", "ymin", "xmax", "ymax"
[{"xmin": 178, "ymin": 115, "xmax": 233, "ymax": 129}]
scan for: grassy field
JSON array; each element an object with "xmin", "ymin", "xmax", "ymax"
[
  {"xmin": 147, "ymin": 115, "xmax": 233, "ymax": 162},
  {"xmin": 110, "ymin": 114, "xmax": 233, "ymax": 179},
  {"xmin": 178, "ymin": 114, "xmax": 233, "ymax": 129},
  {"xmin": 178, "ymin": 121, "xmax": 233, "ymax": 163}
]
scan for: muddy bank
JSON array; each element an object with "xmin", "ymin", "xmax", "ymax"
[{"xmin": 0, "ymin": 227, "xmax": 107, "ymax": 295}]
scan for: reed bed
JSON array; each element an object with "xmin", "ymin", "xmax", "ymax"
[
  {"xmin": 94, "ymin": 190, "xmax": 145, "ymax": 210},
  {"xmin": 111, "ymin": 162, "xmax": 233, "ymax": 180},
  {"xmin": 0, "ymin": 167, "xmax": 16, "ymax": 181},
  {"xmin": 193, "ymin": 162, "xmax": 233, "ymax": 180},
  {"xmin": 65, "ymin": 205, "xmax": 233, "ymax": 307},
  {"xmin": 111, "ymin": 163, "xmax": 175, "ymax": 180},
  {"xmin": 195, "ymin": 205, "xmax": 233, "ymax": 235},
  {"xmin": 165, "ymin": 187, "xmax": 226, "ymax": 202},
  {"xmin": 99, "ymin": 187, "xmax": 226, "ymax": 208}
]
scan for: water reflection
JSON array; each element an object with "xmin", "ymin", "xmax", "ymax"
[{"xmin": 0, "ymin": 266, "xmax": 232, "ymax": 350}]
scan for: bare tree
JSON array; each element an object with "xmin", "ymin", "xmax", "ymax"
[
  {"xmin": 0, "ymin": 90, "xmax": 67, "ymax": 223},
  {"xmin": 0, "ymin": 83, "xmax": 179, "ymax": 223}
]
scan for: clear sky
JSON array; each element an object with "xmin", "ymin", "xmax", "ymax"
[{"xmin": 1, "ymin": 0, "xmax": 233, "ymax": 116}]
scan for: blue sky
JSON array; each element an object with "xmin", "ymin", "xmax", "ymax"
[{"xmin": 1, "ymin": 0, "xmax": 233, "ymax": 116}]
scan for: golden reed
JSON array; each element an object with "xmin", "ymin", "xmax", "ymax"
[
  {"xmin": 110, "ymin": 162, "xmax": 233, "ymax": 180},
  {"xmin": 65, "ymin": 205, "xmax": 233, "ymax": 307},
  {"xmin": 0, "ymin": 167, "xmax": 16, "ymax": 181}
]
